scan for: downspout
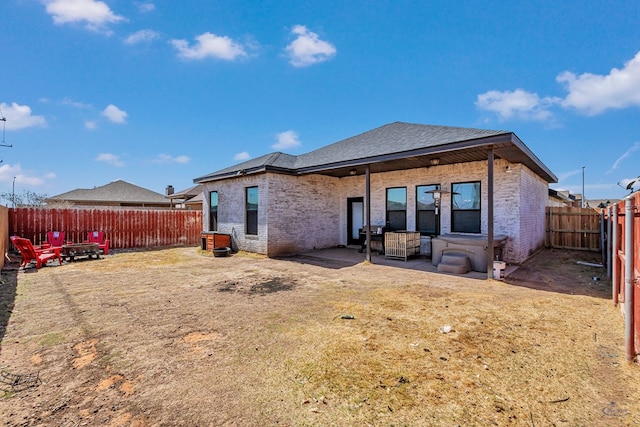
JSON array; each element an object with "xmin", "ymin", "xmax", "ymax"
[
  {"xmin": 613, "ymin": 203, "xmax": 619, "ymax": 305},
  {"xmin": 487, "ymin": 147, "xmax": 494, "ymax": 279},
  {"xmin": 365, "ymin": 164, "xmax": 371, "ymax": 263},
  {"xmin": 624, "ymin": 196, "xmax": 635, "ymax": 362}
]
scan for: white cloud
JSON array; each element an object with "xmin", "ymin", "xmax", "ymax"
[
  {"xmin": 0, "ymin": 102, "xmax": 47, "ymax": 130},
  {"xmin": 554, "ymin": 169, "xmax": 582, "ymax": 184},
  {"xmin": 96, "ymin": 153, "xmax": 124, "ymax": 167},
  {"xmin": 170, "ymin": 32, "xmax": 247, "ymax": 60},
  {"xmin": 477, "ymin": 51, "xmax": 640, "ymax": 122},
  {"xmin": 84, "ymin": 120, "xmax": 97, "ymax": 130},
  {"xmin": 135, "ymin": 1, "xmax": 155, "ymax": 13},
  {"xmin": 475, "ymin": 89, "xmax": 560, "ymax": 122},
  {"xmin": 125, "ymin": 29, "xmax": 160, "ymax": 45},
  {"xmin": 0, "ymin": 163, "xmax": 54, "ymax": 187},
  {"xmin": 152, "ymin": 154, "xmax": 190, "ymax": 164},
  {"xmin": 44, "ymin": 0, "xmax": 126, "ymax": 34},
  {"xmin": 234, "ymin": 151, "xmax": 250, "ymax": 161},
  {"xmin": 101, "ymin": 104, "xmax": 127, "ymax": 124},
  {"xmin": 61, "ymin": 97, "xmax": 92, "ymax": 109},
  {"xmin": 272, "ymin": 130, "xmax": 301, "ymax": 150},
  {"xmin": 285, "ymin": 25, "xmax": 336, "ymax": 67},
  {"xmin": 608, "ymin": 141, "xmax": 640, "ymax": 173},
  {"xmin": 558, "ymin": 51, "xmax": 640, "ymax": 115}
]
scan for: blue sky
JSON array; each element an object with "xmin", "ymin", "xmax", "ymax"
[{"xmin": 1, "ymin": 0, "xmax": 640, "ymax": 202}]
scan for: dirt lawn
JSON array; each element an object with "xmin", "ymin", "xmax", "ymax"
[{"xmin": 1, "ymin": 247, "xmax": 639, "ymax": 426}]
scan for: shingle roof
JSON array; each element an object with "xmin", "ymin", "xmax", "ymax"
[
  {"xmin": 294, "ymin": 122, "xmax": 507, "ymax": 168},
  {"xmin": 194, "ymin": 121, "xmax": 556, "ymax": 183},
  {"xmin": 166, "ymin": 184, "xmax": 202, "ymax": 200},
  {"xmin": 48, "ymin": 180, "xmax": 171, "ymax": 205}
]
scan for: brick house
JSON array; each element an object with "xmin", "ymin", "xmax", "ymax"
[{"xmin": 193, "ymin": 122, "xmax": 557, "ymax": 267}]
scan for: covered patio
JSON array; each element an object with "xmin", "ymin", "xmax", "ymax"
[{"xmin": 290, "ymin": 245, "xmax": 519, "ymax": 279}]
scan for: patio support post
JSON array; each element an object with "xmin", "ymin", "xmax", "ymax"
[
  {"xmin": 487, "ymin": 147, "xmax": 495, "ymax": 279},
  {"xmin": 624, "ymin": 196, "xmax": 635, "ymax": 361},
  {"xmin": 365, "ymin": 164, "xmax": 371, "ymax": 263}
]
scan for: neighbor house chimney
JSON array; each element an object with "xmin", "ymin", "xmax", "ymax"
[{"xmin": 166, "ymin": 185, "xmax": 174, "ymax": 196}]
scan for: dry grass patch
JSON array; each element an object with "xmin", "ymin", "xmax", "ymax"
[{"xmin": 0, "ymin": 247, "xmax": 639, "ymax": 426}]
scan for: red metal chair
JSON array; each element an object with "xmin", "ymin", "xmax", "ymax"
[
  {"xmin": 46, "ymin": 231, "xmax": 70, "ymax": 247},
  {"xmin": 10, "ymin": 236, "xmax": 62, "ymax": 269},
  {"xmin": 85, "ymin": 231, "xmax": 109, "ymax": 255}
]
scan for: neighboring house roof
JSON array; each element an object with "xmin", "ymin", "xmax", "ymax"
[
  {"xmin": 166, "ymin": 184, "xmax": 204, "ymax": 209},
  {"xmin": 47, "ymin": 180, "xmax": 171, "ymax": 207},
  {"xmin": 194, "ymin": 121, "xmax": 557, "ymax": 184},
  {"xmin": 549, "ymin": 189, "xmax": 576, "ymax": 202},
  {"xmin": 166, "ymin": 184, "xmax": 203, "ymax": 201}
]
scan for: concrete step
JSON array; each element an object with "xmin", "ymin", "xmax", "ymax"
[{"xmin": 437, "ymin": 253, "xmax": 471, "ymax": 274}]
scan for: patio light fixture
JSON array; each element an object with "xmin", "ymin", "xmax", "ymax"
[{"xmin": 430, "ymin": 158, "xmax": 440, "ymax": 166}]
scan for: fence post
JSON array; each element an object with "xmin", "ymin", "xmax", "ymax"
[
  {"xmin": 548, "ymin": 207, "xmax": 553, "ymax": 248},
  {"xmin": 607, "ymin": 206, "xmax": 612, "ymax": 278},
  {"xmin": 624, "ymin": 196, "xmax": 635, "ymax": 362},
  {"xmin": 600, "ymin": 209, "xmax": 606, "ymax": 265},
  {"xmin": 612, "ymin": 204, "xmax": 618, "ymax": 305}
]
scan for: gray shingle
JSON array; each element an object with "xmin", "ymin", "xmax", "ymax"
[
  {"xmin": 194, "ymin": 122, "xmax": 531, "ymax": 183},
  {"xmin": 48, "ymin": 180, "xmax": 170, "ymax": 204},
  {"xmin": 294, "ymin": 122, "xmax": 507, "ymax": 168}
]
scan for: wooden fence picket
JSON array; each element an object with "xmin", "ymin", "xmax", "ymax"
[{"xmin": 8, "ymin": 207, "xmax": 202, "ymax": 250}]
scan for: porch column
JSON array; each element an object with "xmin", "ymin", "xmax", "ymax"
[
  {"xmin": 487, "ymin": 147, "xmax": 495, "ymax": 279},
  {"xmin": 365, "ymin": 164, "xmax": 371, "ymax": 262}
]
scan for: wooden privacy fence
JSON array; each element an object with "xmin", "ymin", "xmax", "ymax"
[
  {"xmin": 546, "ymin": 206, "xmax": 601, "ymax": 251},
  {"xmin": 0, "ymin": 206, "xmax": 7, "ymax": 270},
  {"xmin": 604, "ymin": 194, "xmax": 640, "ymax": 364},
  {"xmin": 9, "ymin": 208, "xmax": 202, "ymax": 250}
]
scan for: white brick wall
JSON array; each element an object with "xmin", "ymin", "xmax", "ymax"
[
  {"xmin": 266, "ymin": 174, "xmax": 340, "ymax": 256},
  {"xmin": 201, "ymin": 159, "xmax": 548, "ymax": 263},
  {"xmin": 202, "ymin": 174, "xmax": 270, "ymax": 254}
]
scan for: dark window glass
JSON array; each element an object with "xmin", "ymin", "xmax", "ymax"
[
  {"xmin": 209, "ymin": 191, "xmax": 218, "ymax": 231},
  {"xmin": 386, "ymin": 187, "xmax": 407, "ymax": 231},
  {"xmin": 246, "ymin": 187, "xmax": 258, "ymax": 235},
  {"xmin": 416, "ymin": 184, "xmax": 439, "ymax": 235},
  {"xmin": 451, "ymin": 182, "xmax": 481, "ymax": 233}
]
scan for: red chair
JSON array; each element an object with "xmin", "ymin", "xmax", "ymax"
[
  {"xmin": 46, "ymin": 231, "xmax": 70, "ymax": 247},
  {"xmin": 10, "ymin": 236, "xmax": 62, "ymax": 269},
  {"xmin": 85, "ymin": 231, "xmax": 109, "ymax": 255}
]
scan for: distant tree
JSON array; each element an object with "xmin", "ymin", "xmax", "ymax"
[{"xmin": 0, "ymin": 190, "xmax": 49, "ymax": 207}]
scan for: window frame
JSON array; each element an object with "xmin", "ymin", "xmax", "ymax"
[
  {"xmin": 209, "ymin": 191, "xmax": 218, "ymax": 232},
  {"xmin": 451, "ymin": 181, "xmax": 481, "ymax": 233},
  {"xmin": 385, "ymin": 187, "xmax": 407, "ymax": 232},
  {"xmin": 416, "ymin": 184, "xmax": 440, "ymax": 236},
  {"xmin": 245, "ymin": 186, "xmax": 258, "ymax": 235}
]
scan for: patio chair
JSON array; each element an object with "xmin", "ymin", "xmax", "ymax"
[
  {"xmin": 46, "ymin": 231, "xmax": 71, "ymax": 247},
  {"xmin": 85, "ymin": 231, "xmax": 109, "ymax": 255},
  {"xmin": 10, "ymin": 236, "xmax": 62, "ymax": 269}
]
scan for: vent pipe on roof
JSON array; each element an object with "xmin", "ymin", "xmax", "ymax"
[{"xmin": 166, "ymin": 185, "xmax": 174, "ymax": 196}]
